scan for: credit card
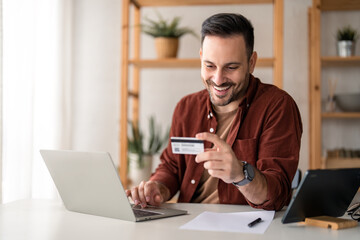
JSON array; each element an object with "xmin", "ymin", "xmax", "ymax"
[{"xmin": 171, "ymin": 137, "xmax": 204, "ymax": 155}]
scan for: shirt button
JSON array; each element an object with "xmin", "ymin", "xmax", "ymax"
[
  {"xmin": 191, "ymin": 179, "xmax": 195, "ymax": 184},
  {"xmin": 207, "ymin": 114, "xmax": 210, "ymax": 119},
  {"xmin": 210, "ymin": 112, "xmax": 213, "ymax": 117},
  {"xmin": 209, "ymin": 128, "xmax": 214, "ymax": 133},
  {"xmin": 247, "ymin": 104, "xmax": 250, "ymax": 108}
]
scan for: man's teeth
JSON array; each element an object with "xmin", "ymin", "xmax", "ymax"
[{"xmin": 213, "ymin": 85, "xmax": 231, "ymax": 91}]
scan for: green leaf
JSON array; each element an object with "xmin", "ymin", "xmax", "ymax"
[
  {"xmin": 127, "ymin": 116, "xmax": 169, "ymax": 168},
  {"xmin": 337, "ymin": 25, "xmax": 359, "ymax": 41},
  {"xmin": 141, "ymin": 13, "xmax": 198, "ymax": 39}
]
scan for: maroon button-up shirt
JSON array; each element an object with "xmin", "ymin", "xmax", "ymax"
[{"xmin": 150, "ymin": 75, "xmax": 303, "ymax": 211}]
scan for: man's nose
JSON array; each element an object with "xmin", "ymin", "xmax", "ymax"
[{"xmin": 213, "ymin": 69, "xmax": 225, "ymax": 86}]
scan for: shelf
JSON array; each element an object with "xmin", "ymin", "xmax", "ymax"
[
  {"xmin": 130, "ymin": 58, "xmax": 200, "ymax": 68},
  {"xmin": 320, "ymin": 0, "xmax": 360, "ymax": 11},
  {"xmin": 309, "ymin": 0, "xmax": 360, "ymax": 170},
  {"xmin": 131, "ymin": 0, "xmax": 273, "ymax": 7},
  {"xmin": 321, "ymin": 56, "xmax": 360, "ymax": 67},
  {"xmin": 322, "ymin": 112, "xmax": 360, "ymax": 118},
  {"xmin": 325, "ymin": 157, "xmax": 360, "ymax": 169},
  {"xmin": 129, "ymin": 57, "xmax": 274, "ymax": 68}
]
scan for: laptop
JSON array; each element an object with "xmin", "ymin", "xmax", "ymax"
[
  {"xmin": 282, "ymin": 168, "xmax": 360, "ymax": 224},
  {"xmin": 40, "ymin": 150, "xmax": 187, "ymax": 222}
]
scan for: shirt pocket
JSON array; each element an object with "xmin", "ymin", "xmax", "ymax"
[{"xmin": 232, "ymin": 138, "xmax": 258, "ymax": 166}]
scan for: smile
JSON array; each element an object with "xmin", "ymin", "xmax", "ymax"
[{"xmin": 213, "ymin": 85, "xmax": 231, "ymax": 91}]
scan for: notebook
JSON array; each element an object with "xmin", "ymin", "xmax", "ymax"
[
  {"xmin": 40, "ymin": 150, "xmax": 187, "ymax": 222},
  {"xmin": 282, "ymin": 168, "xmax": 360, "ymax": 224}
]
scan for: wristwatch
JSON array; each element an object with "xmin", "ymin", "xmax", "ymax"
[{"xmin": 232, "ymin": 161, "xmax": 255, "ymax": 187}]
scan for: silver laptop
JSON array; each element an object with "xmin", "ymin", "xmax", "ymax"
[{"xmin": 40, "ymin": 150, "xmax": 187, "ymax": 221}]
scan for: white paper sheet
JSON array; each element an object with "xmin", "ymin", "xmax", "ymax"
[{"xmin": 179, "ymin": 210, "xmax": 275, "ymax": 234}]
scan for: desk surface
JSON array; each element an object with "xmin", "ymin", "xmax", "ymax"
[{"xmin": 0, "ymin": 199, "xmax": 359, "ymax": 240}]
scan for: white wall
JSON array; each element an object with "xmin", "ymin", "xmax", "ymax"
[
  {"xmin": 70, "ymin": 0, "xmax": 313, "ymax": 172},
  {"xmin": 71, "ymin": 0, "xmax": 121, "ymax": 161},
  {"xmin": 283, "ymin": 0, "xmax": 311, "ymax": 171}
]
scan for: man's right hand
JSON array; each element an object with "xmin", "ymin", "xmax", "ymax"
[{"xmin": 125, "ymin": 180, "xmax": 170, "ymax": 208}]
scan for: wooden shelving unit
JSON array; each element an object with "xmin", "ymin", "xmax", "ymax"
[
  {"xmin": 326, "ymin": 158, "xmax": 360, "ymax": 169},
  {"xmin": 322, "ymin": 112, "xmax": 360, "ymax": 118},
  {"xmin": 120, "ymin": 0, "xmax": 284, "ymax": 186},
  {"xmin": 129, "ymin": 57, "xmax": 275, "ymax": 68},
  {"xmin": 321, "ymin": 56, "xmax": 360, "ymax": 67},
  {"xmin": 308, "ymin": 0, "xmax": 360, "ymax": 170}
]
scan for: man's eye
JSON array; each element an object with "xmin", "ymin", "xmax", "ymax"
[
  {"xmin": 228, "ymin": 66, "xmax": 238, "ymax": 70},
  {"xmin": 206, "ymin": 65, "xmax": 214, "ymax": 68}
]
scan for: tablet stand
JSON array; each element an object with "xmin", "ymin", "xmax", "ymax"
[{"xmin": 305, "ymin": 216, "xmax": 358, "ymax": 230}]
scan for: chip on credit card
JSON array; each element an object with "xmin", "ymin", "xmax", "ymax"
[{"xmin": 171, "ymin": 137, "xmax": 204, "ymax": 155}]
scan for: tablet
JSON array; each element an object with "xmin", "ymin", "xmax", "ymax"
[{"xmin": 282, "ymin": 168, "xmax": 360, "ymax": 224}]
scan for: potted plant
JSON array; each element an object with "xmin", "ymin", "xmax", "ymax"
[
  {"xmin": 141, "ymin": 14, "xmax": 197, "ymax": 58},
  {"xmin": 127, "ymin": 116, "xmax": 169, "ymax": 186},
  {"xmin": 336, "ymin": 25, "xmax": 358, "ymax": 57}
]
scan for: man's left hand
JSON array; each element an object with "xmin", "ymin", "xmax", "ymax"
[{"xmin": 195, "ymin": 132, "xmax": 244, "ymax": 183}]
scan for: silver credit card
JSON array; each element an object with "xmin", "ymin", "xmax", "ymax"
[{"xmin": 171, "ymin": 137, "xmax": 204, "ymax": 155}]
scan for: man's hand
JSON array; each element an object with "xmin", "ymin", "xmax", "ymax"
[
  {"xmin": 125, "ymin": 180, "xmax": 170, "ymax": 208},
  {"xmin": 196, "ymin": 132, "xmax": 268, "ymax": 205},
  {"xmin": 195, "ymin": 132, "xmax": 244, "ymax": 183}
]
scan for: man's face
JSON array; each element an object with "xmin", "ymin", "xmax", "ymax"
[{"xmin": 200, "ymin": 35, "xmax": 256, "ymax": 107}]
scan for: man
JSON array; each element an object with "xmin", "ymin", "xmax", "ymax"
[{"xmin": 126, "ymin": 13, "xmax": 302, "ymax": 211}]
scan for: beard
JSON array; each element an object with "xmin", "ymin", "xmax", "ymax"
[{"xmin": 205, "ymin": 72, "xmax": 250, "ymax": 107}]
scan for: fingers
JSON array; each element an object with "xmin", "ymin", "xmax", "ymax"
[
  {"xmin": 144, "ymin": 182, "xmax": 162, "ymax": 206},
  {"xmin": 126, "ymin": 189, "xmax": 131, "ymax": 197},
  {"xmin": 138, "ymin": 181, "xmax": 147, "ymax": 208},
  {"xmin": 196, "ymin": 132, "xmax": 227, "ymax": 149},
  {"xmin": 194, "ymin": 137, "xmax": 242, "ymax": 183},
  {"xmin": 203, "ymin": 158, "xmax": 226, "ymax": 171},
  {"xmin": 154, "ymin": 194, "xmax": 163, "ymax": 204},
  {"xmin": 195, "ymin": 150, "xmax": 232, "ymax": 163},
  {"xmin": 127, "ymin": 181, "xmax": 165, "ymax": 208},
  {"xmin": 130, "ymin": 185, "xmax": 141, "ymax": 206}
]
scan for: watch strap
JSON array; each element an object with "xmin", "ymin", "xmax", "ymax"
[{"xmin": 232, "ymin": 161, "xmax": 254, "ymax": 187}]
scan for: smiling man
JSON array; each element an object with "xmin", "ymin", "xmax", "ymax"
[{"xmin": 126, "ymin": 13, "xmax": 303, "ymax": 211}]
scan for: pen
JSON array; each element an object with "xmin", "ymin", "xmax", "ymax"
[{"xmin": 248, "ymin": 217, "xmax": 262, "ymax": 227}]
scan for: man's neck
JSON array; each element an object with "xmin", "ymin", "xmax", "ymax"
[{"xmin": 213, "ymin": 98, "xmax": 242, "ymax": 113}]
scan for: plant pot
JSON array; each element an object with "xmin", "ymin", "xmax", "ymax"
[
  {"xmin": 128, "ymin": 153, "xmax": 153, "ymax": 187},
  {"xmin": 155, "ymin": 37, "xmax": 179, "ymax": 58},
  {"xmin": 337, "ymin": 40, "xmax": 355, "ymax": 57}
]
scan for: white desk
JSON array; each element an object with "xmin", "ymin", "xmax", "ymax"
[{"xmin": 0, "ymin": 199, "xmax": 359, "ymax": 240}]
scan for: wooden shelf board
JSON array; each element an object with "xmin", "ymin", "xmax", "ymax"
[
  {"xmin": 129, "ymin": 57, "xmax": 274, "ymax": 68},
  {"xmin": 325, "ymin": 158, "xmax": 360, "ymax": 169},
  {"xmin": 322, "ymin": 112, "xmax": 360, "ymax": 118},
  {"xmin": 321, "ymin": 56, "xmax": 360, "ymax": 67},
  {"xmin": 320, "ymin": 0, "xmax": 360, "ymax": 11},
  {"xmin": 131, "ymin": 0, "xmax": 273, "ymax": 7},
  {"xmin": 129, "ymin": 58, "xmax": 200, "ymax": 68}
]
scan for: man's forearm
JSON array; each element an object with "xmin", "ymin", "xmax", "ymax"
[{"xmin": 235, "ymin": 169, "xmax": 268, "ymax": 205}]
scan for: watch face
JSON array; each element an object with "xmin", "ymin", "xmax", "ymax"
[
  {"xmin": 232, "ymin": 162, "xmax": 255, "ymax": 186},
  {"xmin": 245, "ymin": 163, "xmax": 255, "ymax": 181}
]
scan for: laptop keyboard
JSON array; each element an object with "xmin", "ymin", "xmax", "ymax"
[{"xmin": 133, "ymin": 208, "xmax": 162, "ymax": 217}]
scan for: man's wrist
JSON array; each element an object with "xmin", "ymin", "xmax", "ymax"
[
  {"xmin": 233, "ymin": 161, "xmax": 245, "ymax": 182},
  {"xmin": 232, "ymin": 161, "xmax": 255, "ymax": 187}
]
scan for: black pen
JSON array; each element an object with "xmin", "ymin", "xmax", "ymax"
[{"xmin": 248, "ymin": 217, "xmax": 262, "ymax": 227}]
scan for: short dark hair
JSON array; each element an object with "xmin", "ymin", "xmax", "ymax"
[{"xmin": 201, "ymin": 13, "xmax": 254, "ymax": 60}]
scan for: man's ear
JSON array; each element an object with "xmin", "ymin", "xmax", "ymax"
[{"xmin": 249, "ymin": 51, "xmax": 257, "ymax": 74}]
